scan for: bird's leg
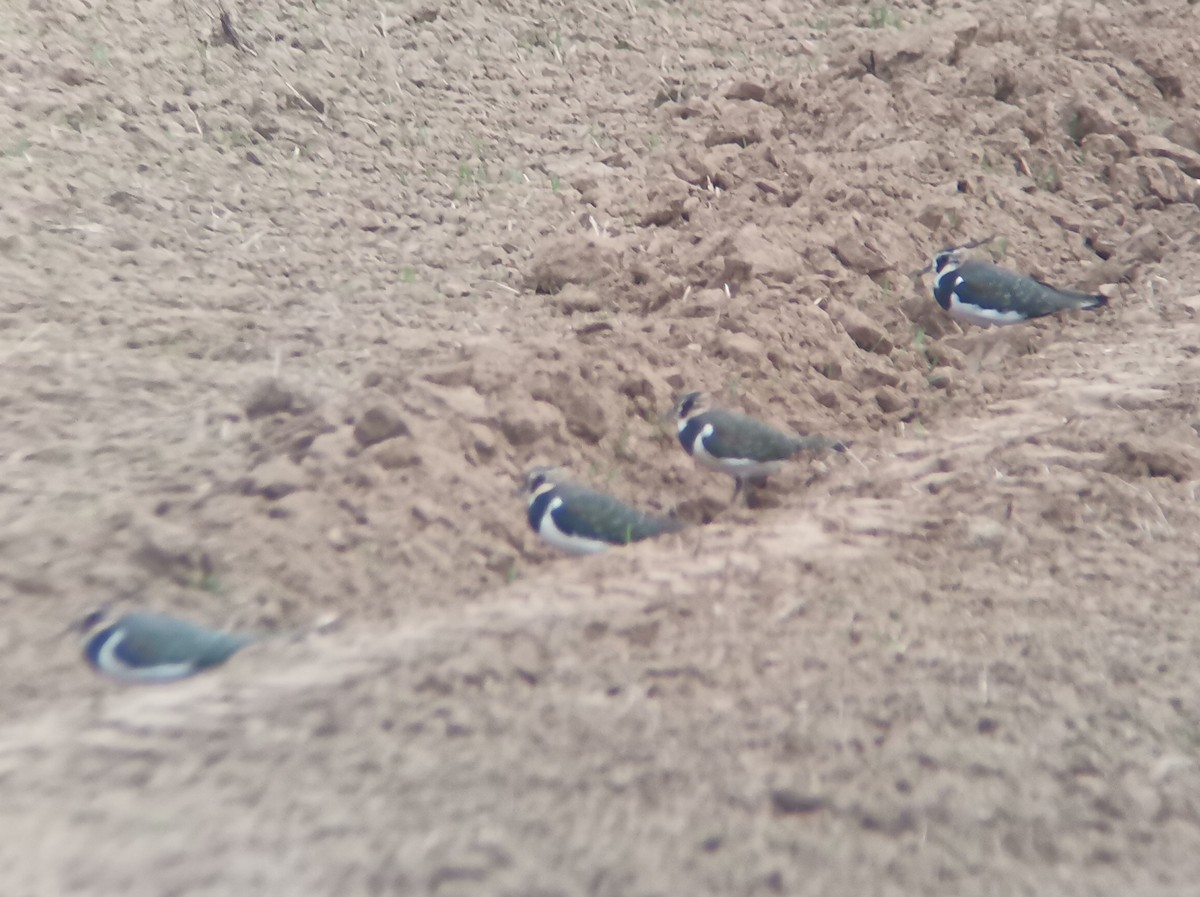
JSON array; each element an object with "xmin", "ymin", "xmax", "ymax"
[
  {"xmin": 975, "ymin": 323, "xmax": 1033, "ymax": 370},
  {"xmin": 731, "ymin": 477, "xmax": 744, "ymax": 504},
  {"xmin": 744, "ymin": 476, "xmax": 769, "ymax": 508}
]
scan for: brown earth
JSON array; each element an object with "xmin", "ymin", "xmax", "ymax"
[{"xmin": 3, "ymin": 0, "xmax": 1200, "ymax": 893}]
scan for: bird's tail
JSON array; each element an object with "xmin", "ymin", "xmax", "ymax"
[
  {"xmin": 1075, "ymin": 291, "xmax": 1107, "ymax": 310},
  {"xmin": 794, "ymin": 435, "xmax": 849, "ymax": 454},
  {"xmin": 661, "ymin": 515, "xmax": 686, "ymax": 535},
  {"xmin": 636, "ymin": 513, "xmax": 685, "ymax": 540},
  {"xmin": 1046, "ymin": 283, "xmax": 1107, "ymax": 310}
]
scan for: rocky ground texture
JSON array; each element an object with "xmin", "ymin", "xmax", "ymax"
[{"xmin": 3, "ymin": 0, "xmax": 1200, "ymax": 894}]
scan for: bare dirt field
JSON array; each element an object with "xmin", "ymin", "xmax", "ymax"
[{"xmin": 4, "ymin": 0, "xmax": 1200, "ymax": 893}]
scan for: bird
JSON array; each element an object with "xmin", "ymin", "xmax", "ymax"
[
  {"xmin": 931, "ymin": 248, "xmax": 1107, "ymax": 328},
  {"xmin": 520, "ymin": 466, "xmax": 683, "ymax": 555},
  {"xmin": 80, "ymin": 610, "xmax": 254, "ymax": 683},
  {"xmin": 670, "ymin": 391, "xmax": 847, "ymax": 502}
]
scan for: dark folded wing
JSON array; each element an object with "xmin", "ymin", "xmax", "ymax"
[
  {"xmin": 699, "ymin": 410, "xmax": 805, "ymax": 462},
  {"xmin": 960, "ymin": 261, "xmax": 1103, "ymax": 317},
  {"xmin": 114, "ymin": 614, "xmax": 251, "ymax": 669},
  {"xmin": 554, "ymin": 484, "xmax": 682, "ymax": 544}
]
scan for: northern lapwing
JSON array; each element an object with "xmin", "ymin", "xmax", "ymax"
[
  {"xmin": 670, "ymin": 391, "xmax": 847, "ymax": 502},
  {"xmin": 520, "ymin": 466, "xmax": 683, "ymax": 555},
  {"xmin": 80, "ymin": 610, "xmax": 253, "ymax": 684},
  {"xmin": 931, "ymin": 247, "xmax": 1107, "ymax": 328}
]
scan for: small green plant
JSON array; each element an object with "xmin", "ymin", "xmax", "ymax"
[
  {"xmin": 549, "ymin": 173, "xmax": 561, "ymax": 192},
  {"xmin": 913, "ymin": 326, "xmax": 945, "ymax": 370},
  {"xmin": 584, "ymin": 123, "xmax": 607, "ymax": 149},
  {"xmin": 399, "ymin": 126, "xmax": 431, "ymax": 147},
  {"xmin": 400, "ymin": 266, "xmax": 418, "ymax": 283},
  {"xmin": 522, "ymin": 22, "xmax": 563, "ymax": 56},
  {"xmin": 613, "ymin": 425, "xmax": 634, "ymax": 462},
  {"xmin": 867, "ymin": 5, "xmax": 901, "ymax": 28},
  {"xmin": 64, "ymin": 107, "xmax": 102, "ymax": 132},
  {"xmin": 505, "ymin": 563, "xmax": 519, "ymax": 583},
  {"xmin": 289, "ymin": 141, "xmax": 316, "ymax": 160},
  {"xmin": 1148, "ymin": 116, "xmax": 1172, "ymax": 136},
  {"xmin": 1036, "ymin": 164, "xmax": 1061, "ymax": 192},
  {"xmin": 4, "ymin": 138, "xmax": 31, "ymax": 157},
  {"xmin": 987, "ymin": 236, "xmax": 1009, "ymax": 261},
  {"xmin": 91, "ymin": 44, "xmax": 111, "ymax": 66},
  {"xmin": 1066, "ymin": 111, "xmax": 1085, "ymax": 145},
  {"xmin": 198, "ymin": 574, "xmax": 223, "ymax": 593}
]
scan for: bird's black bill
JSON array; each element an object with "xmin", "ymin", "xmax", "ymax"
[
  {"xmin": 955, "ymin": 234, "xmax": 998, "ymax": 251},
  {"xmin": 64, "ymin": 608, "xmax": 108, "ymax": 637}
]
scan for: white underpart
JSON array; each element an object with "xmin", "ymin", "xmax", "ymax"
[
  {"xmin": 947, "ymin": 291, "xmax": 1027, "ymax": 328},
  {"xmin": 681, "ymin": 421, "xmax": 782, "ymax": 481},
  {"xmin": 534, "ymin": 493, "xmax": 609, "ymax": 555},
  {"xmin": 95, "ymin": 629, "xmax": 196, "ymax": 682},
  {"xmin": 935, "ymin": 265, "xmax": 1026, "ymax": 328}
]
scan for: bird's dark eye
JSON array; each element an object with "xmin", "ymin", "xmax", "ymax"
[
  {"xmin": 528, "ymin": 473, "xmax": 545, "ymax": 491},
  {"xmin": 678, "ymin": 392, "xmax": 699, "ymax": 416},
  {"xmin": 934, "ymin": 252, "xmax": 952, "ymax": 272}
]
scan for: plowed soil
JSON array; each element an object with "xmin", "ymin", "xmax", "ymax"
[{"xmin": 4, "ymin": 0, "xmax": 1200, "ymax": 893}]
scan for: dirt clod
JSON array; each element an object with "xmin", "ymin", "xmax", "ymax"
[
  {"xmin": 834, "ymin": 305, "xmax": 895, "ymax": 355},
  {"xmin": 245, "ymin": 456, "xmax": 307, "ymax": 500},
  {"xmin": 1108, "ymin": 439, "xmax": 1198, "ymax": 482},
  {"xmin": 526, "ymin": 237, "xmax": 621, "ymax": 295},
  {"xmin": 352, "ymin": 405, "xmax": 411, "ymax": 448},
  {"xmin": 770, "ymin": 789, "xmax": 827, "ymax": 815},
  {"xmin": 497, "ymin": 400, "xmax": 565, "ymax": 447},
  {"xmin": 246, "ymin": 379, "xmax": 303, "ymax": 419}
]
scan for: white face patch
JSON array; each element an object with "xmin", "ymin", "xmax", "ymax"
[
  {"xmin": 934, "ymin": 252, "xmax": 960, "ymax": 275},
  {"xmin": 690, "ymin": 423, "xmax": 783, "ymax": 480},
  {"xmin": 95, "ymin": 629, "xmax": 197, "ymax": 683},
  {"xmin": 529, "ymin": 480, "xmax": 557, "ymax": 501},
  {"xmin": 536, "ymin": 496, "xmax": 609, "ymax": 555}
]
